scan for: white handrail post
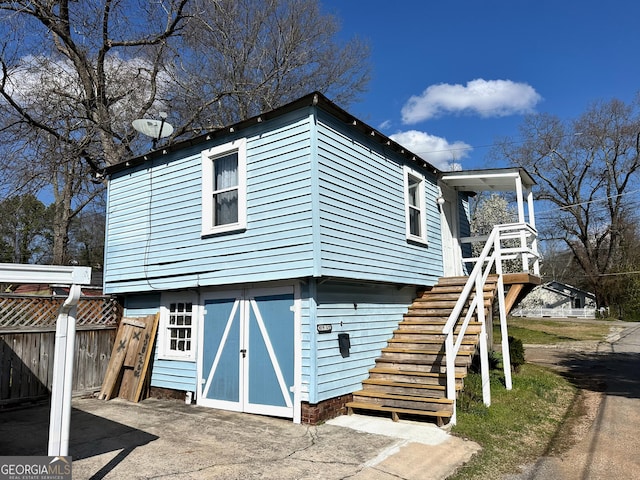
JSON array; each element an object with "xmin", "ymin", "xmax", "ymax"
[
  {"xmin": 476, "ymin": 272, "xmax": 491, "ymax": 406},
  {"xmin": 48, "ymin": 284, "xmax": 82, "ymax": 456},
  {"xmin": 445, "ymin": 332, "xmax": 457, "ymax": 425},
  {"xmin": 495, "ymin": 231, "xmax": 512, "ymax": 390}
]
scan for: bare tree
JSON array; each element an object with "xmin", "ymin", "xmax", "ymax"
[
  {"xmin": 0, "ymin": 194, "xmax": 48, "ymax": 263},
  {"xmin": 496, "ymin": 97, "xmax": 640, "ymax": 307},
  {"xmin": 0, "ymin": 0, "xmax": 370, "ymax": 264}
]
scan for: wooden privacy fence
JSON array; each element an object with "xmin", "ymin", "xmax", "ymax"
[{"xmin": 0, "ymin": 294, "xmax": 121, "ymax": 405}]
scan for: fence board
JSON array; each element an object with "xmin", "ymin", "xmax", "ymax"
[{"xmin": 0, "ymin": 294, "xmax": 121, "ymax": 405}]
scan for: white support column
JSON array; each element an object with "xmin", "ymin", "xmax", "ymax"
[
  {"xmin": 527, "ymin": 188, "xmax": 540, "ymax": 275},
  {"xmin": 48, "ymin": 284, "xmax": 82, "ymax": 456},
  {"xmin": 514, "ymin": 176, "xmax": 528, "ymax": 272}
]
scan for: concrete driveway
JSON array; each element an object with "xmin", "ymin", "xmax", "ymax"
[{"xmin": 0, "ymin": 396, "xmax": 479, "ymax": 480}]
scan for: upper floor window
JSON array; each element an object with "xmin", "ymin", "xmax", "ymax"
[
  {"xmin": 201, "ymin": 138, "xmax": 247, "ymax": 235},
  {"xmin": 404, "ymin": 166, "xmax": 427, "ymax": 244}
]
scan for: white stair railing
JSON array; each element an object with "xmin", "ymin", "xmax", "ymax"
[{"xmin": 442, "ymin": 223, "xmax": 538, "ymax": 425}]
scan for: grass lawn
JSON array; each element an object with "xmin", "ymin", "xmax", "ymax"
[
  {"xmin": 493, "ymin": 317, "xmax": 612, "ymax": 344},
  {"xmin": 449, "ymin": 317, "xmax": 613, "ymax": 479},
  {"xmin": 449, "ymin": 365, "xmax": 575, "ymax": 479}
]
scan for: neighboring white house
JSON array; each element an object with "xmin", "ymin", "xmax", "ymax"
[{"xmin": 512, "ymin": 281, "xmax": 596, "ymax": 318}]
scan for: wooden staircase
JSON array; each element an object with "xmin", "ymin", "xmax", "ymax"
[{"xmin": 346, "ymin": 275, "xmax": 499, "ymax": 425}]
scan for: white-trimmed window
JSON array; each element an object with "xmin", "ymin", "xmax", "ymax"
[
  {"xmin": 158, "ymin": 293, "xmax": 198, "ymax": 361},
  {"xmin": 201, "ymin": 138, "xmax": 247, "ymax": 235},
  {"xmin": 403, "ymin": 166, "xmax": 427, "ymax": 244}
]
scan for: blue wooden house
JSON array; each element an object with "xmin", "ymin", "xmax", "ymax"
[{"xmin": 104, "ymin": 92, "xmax": 540, "ymax": 424}]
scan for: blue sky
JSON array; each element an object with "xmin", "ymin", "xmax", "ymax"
[{"xmin": 322, "ymin": 0, "xmax": 640, "ymax": 171}]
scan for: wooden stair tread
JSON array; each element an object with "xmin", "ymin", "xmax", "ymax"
[
  {"xmin": 388, "ymin": 337, "xmax": 477, "ymax": 345},
  {"xmin": 375, "ymin": 357, "xmax": 469, "ymax": 366},
  {"xmin": 382, "ymin": 347, "xmax": 473, "ymax": 356},
  {"xmin": 353, "ymin": 390, "xmax": 453, "ymax": 404},
  {"xmin": 429, "ymin": 284, "xmax": 497, "ymax": 293},
  {"xmin": 400, "ymin": 317, "xmax": 481, "ymax": 323},
  {"xmin": 346, "ymin": 402, "xmax": 452, "ymax": 418},
  {"xmin": 362, "ymin": 378, "xmax": 462, "ymax": 391},
  {"xmin": 436, "ymin": 275, "xmax": 498, "ymax": 285},
  {"xmin": 369, "ymin": 367, "xmax": 466, "ymax": 379}
]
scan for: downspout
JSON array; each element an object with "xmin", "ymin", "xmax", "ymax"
[{"xmin": 48, "ymin": 283, "xmax": 82, "ymax": 456}]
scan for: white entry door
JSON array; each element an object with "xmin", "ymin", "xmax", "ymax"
[
  {"xmin": 440, "ymin": 185, "xmax": 463, "ymax": 277},
  {"xmin": 197, "ymin": 287, "xmax": 297, "ymax": 419}
]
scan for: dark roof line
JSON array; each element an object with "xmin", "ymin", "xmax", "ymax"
[{"xmin": 105, "ymin": 92, "xmax": 440, "ymax": 176}]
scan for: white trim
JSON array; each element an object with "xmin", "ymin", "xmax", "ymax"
[
  {"xmin": 0, "ymin": 263, "xmax": 91, "ymax": 285},
  {"xmin": 201, "ymin": 138, "xmax": 247, "ymax": 236},
  {"xmin": 403, "ymin": 165, "xmax": 428, "ymax": 245},
  {"xmin": 158, "ymin": 291, "xmax": 198, "ymax": 361}
]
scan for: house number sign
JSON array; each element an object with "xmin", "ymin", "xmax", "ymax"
[{"xmin": 317, "ymin": 324, "xmax": 332, "ymax": 334}]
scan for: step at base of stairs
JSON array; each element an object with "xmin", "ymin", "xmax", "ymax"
[{"xmin": 346, "ymin": 402, "xmax": 451, "ymax": 426}]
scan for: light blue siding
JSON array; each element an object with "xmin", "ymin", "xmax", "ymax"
[
  {"xmin": 315, "ymin": 112, "xmax": 443, "ymax": 285},
  {"xmin": 105, "ymin": 105, "xmax": 446, "ymax": 295},
  {"xmin": 105, "ymin": 112, "xmax": 316, "ymax": 294},
  {"xmin": 303, "ymin": 280, "xmax": 414, "ymax": 404},
  {"xmin": 123, "ymin": 293, "xmax": 197, "ymax": 392}
]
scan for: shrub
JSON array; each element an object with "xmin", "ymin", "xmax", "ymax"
[{"xmin": 508, "ymin": 336, "xmax": 525, "ymax": 372}]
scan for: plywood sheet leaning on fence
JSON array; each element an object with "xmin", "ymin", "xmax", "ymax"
[{"xmin": 98, "ymin": 314, "xmax": 159, "ymax": 402}]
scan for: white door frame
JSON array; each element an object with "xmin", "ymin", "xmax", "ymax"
[{"xmin": 196, "ymin": 284, "xmax": 302, "ymax": 423}]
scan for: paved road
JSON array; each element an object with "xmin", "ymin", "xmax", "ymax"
[{"xmin": 505, "ymin": 323, "xmax": 640, "ymax": 479}]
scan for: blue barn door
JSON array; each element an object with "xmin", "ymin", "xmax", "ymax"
[{"xmin": 199, "ymin": 288, "xmax": 295, "ymax": 419}]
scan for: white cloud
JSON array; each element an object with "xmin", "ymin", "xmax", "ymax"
[
  {"xmin": 401, "ymin": 78, "xmax": 542, "ymax": 124},
  {"xmin": 389, "ymin": 130, "xmax": 471, "ymax": 171}
]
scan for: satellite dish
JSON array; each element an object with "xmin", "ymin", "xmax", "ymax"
[{"xmin": 132, "ymin": 118, "xmax": 174, "ymax": 139}]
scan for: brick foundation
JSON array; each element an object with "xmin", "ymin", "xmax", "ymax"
[
  {"xmin": 301, "ymin": 394, "xmax": 353, "ymax": 424},
  {"xmin": 149, "ymin": 386, "xmax": 189, "ymax": 401},
  {"xmin": 148, "ymin": 387, "xmax": 352, "ymax": 425}
]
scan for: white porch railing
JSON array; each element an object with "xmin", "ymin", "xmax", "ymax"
[{"xmin": 442, "ymin": 223, "xmax": 539, "ymax": 425}]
